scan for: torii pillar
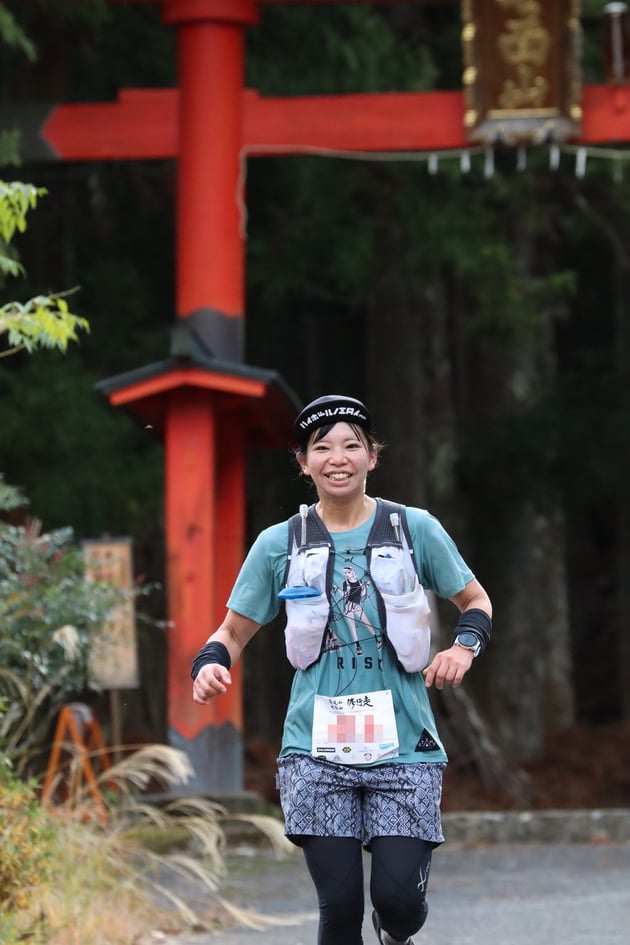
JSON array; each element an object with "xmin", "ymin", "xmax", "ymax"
[
  {"xmin": 99, "ymin": 0, "xmax": 297, "ymax": 794},
  {"xmin": 163, "ymin": 0, "xmax": 254, "ymax": 795}
]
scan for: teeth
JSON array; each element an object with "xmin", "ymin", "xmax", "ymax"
[{"xmin": 328, "ymin": 473, "xmax": 350, "ymax": 480}]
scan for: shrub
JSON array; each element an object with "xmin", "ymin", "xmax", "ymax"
[
  {"xmin": 0, "ymin": 766, "xmax": 57, "ymax": 912},
  {"xmin": 0, "ymin": 474, "xmax": 139, "ymax": 774}
]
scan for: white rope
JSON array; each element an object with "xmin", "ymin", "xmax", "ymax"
[{"xmin": 236, "ymin": 141, "xmax": 630, "ymax": 238}]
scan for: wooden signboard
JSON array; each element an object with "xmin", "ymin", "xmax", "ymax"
[
  {"xmin": 83, "ymin": 538, "xmax": 139, "ymax": 690},
  {"xmin": 462, "ymin": 0, "xmax": 582, "ymax": 144}
]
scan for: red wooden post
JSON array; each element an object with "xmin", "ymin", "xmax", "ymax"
[
  {"xmin": 164, "ymin": 390, "xmax": 218, "ymax": 784},
  {"xmin": 212, "ymin": 415, "xmax": 246, "ymax": 731},
  {"xmin": 159, "ymin": 0, "xmax": 259, "ymax": 793},
  {"xmin": 163, "ymin": 0, "xmax": 259, "ymax": 349}
]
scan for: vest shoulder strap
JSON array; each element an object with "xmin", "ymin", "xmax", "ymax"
[
  {"xmin": 285, "ymin": 498, "xmax": 419, "ymax": 580},
  {"xmin": 288, "ymin": 503, "xmax": 332, "ymax": 551},
  {"xmin": 367, "ymin": 498, "xmax": 403, "ymax": 546},
  {"xmin": 283, "ymin": 504, "xmax": 333, "ymax": 589},
  {"xmin": 367, "ymin": 498, "xmax": 419, "ymax": 576}
]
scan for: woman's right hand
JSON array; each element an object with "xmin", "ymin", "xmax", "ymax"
[{"xmin": 193, "ymin": 663, "xmax": 232, "ymax": 703}]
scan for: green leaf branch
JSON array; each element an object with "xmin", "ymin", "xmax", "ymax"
[
  {"xmin": 0, "ymin": 180, "xmax": 89, "ymax": 355},
  {"xmin": 0, "ymin": 291, "xmax": 90, "ymax": 356},
  {"xmin": 0, "ymin": 4, "xmax": 36, "ymax": 62}
]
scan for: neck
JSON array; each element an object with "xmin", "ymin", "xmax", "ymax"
[{"xmin": 315, "ymin": 494, "xmax": 376, "ymax": 532}]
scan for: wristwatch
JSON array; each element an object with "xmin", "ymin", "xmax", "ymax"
[{"xmin": 454, "ymin": 630, "xmax": 481, "ymax": 658}]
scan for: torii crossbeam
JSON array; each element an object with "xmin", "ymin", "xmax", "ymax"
[
  {"xmin": 17, "ymin": 83, "xmax": 630, "ymax": 163},
  {"xmin": 8, "ymin": 0, "xmax": 629, "ymax": 795}
]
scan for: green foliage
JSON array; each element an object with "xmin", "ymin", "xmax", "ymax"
[
  {"xmin": 0, "ymin": 480, "xmax": 126, "ymax": 770},
  {"xmin": 0, "ymin": 472, "xmax": 25, "ymax": 513},
  {"xmin": 0, "ymin": 355, "xmax": 165, "ymax": 538},
  {"xmin": 0, "ymin": 768, "xmax": 56, "ymax": 916},
  {"xmin": 0, "ymin": 5, "xmax": 33, "ymax": 164},
  {"xmin": 0, "ymin": 129, "xmax": 21, "ymax": 169},
  {"xmin": 0, "ymin": 290, "xmax": 89, "ymax": 355},
  {"xmin": 0, "ymin": 180, "xmax": 44, "ymax": 277},
  {"xmin": 1, "ymin": 0, "xmax": 173, "ymax": 102},
  {"xmin": 247, "ymin": 152, "xmax": 581, "ymax": 400},
  {"xmin": 0, "ymin": 180, "xmax": 90, "ymax": 354},
  {"xmin": 0, "ymin": 2, "xmax": 35, "ymax": 61},
  {"xmin": 1, "ymin": 0, "xmax": 108, "ymax": 35},
  {"xmin": 0, "ymin": 521, "xmax": 118, "ymax": 688},
  {"xmin": 248, "ymin": 4, "xmax": 439, "ymax": 94}
]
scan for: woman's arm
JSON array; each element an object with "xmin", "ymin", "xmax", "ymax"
[
  {"xmin": 192, "ymin": 609, "xmax": 261, "ymax": 704},
  {"xmin": 449, "ymin": 578, "xmax": 492, "ymax": 618},
  {"xmin": 422, "ymin": 578, "xmax": 492, "ymax": 690}
]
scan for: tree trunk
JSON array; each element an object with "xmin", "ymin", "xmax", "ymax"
[
  {"xmin": 613, "ymin": 257, "xmax": 630, "ymax": 718},
  {"xmin": 477, "ymin": 502, "xmax": 573, "ymax": 761},
  {"xmin": 461, "ymin": 319, "xmax": 574, "ymax": 759},
  {"xmin": 364, "ymin": 267, "xmax": 428, "ymax": 509}
]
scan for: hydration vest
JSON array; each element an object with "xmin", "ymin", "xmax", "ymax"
[{"xmin": 281, "ymin": 498, "xmax": 432, "ymax": 673}]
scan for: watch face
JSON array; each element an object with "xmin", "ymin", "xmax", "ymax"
[{"xmin": 457, "ymin": 631, "xmax": 478, "ymax": 648}]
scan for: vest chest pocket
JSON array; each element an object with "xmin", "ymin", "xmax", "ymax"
[
  {"xmin": 281, "ymin": 544, "xmax": 331, "ymax": 670},
  {"xmin": 370, "ymin": 547, "xmax": 431, "ymax": 673},
  {"xmin": 283, "ymin": 592, "xmax": 331, "ymax": 670},
  {"xmin": 378, "ymin": 577, "xmax": 432, "ymax": 673}
]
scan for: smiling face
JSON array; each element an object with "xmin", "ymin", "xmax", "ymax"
[{"xmin": 298, "ymin": 422, "xmax": 377, "ymax": 500}]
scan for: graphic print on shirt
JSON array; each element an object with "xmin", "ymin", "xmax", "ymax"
[{"xmin": 325, "ymin": 557, "xmax": 384, "ymax": 658}]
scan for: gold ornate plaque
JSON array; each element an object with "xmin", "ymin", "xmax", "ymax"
[{"xmin": 462, "ymin": 0, "xmax": 582, "ymax": 144}]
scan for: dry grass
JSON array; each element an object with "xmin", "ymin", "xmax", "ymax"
[{"xmin": 4, "ymin": 742, "xmax": 303, "ymax": 945}]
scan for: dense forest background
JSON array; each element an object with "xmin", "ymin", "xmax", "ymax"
[{"xmin": 1, "ymin": 0, "xmax": 629, "ymax": 806}]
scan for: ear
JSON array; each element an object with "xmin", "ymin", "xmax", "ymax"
[{"xmin": 367, "ymin": 451, "xmax": 377, "ymax": 472}]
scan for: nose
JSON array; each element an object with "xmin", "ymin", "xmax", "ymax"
[{"xmin": 328, "ymin": 445, "xmax": 347, "ymax": 463}]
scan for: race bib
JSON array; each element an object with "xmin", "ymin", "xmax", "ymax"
[{"xmin": 312, "ymin": 689, "xmax": 399, "ymax": 765}]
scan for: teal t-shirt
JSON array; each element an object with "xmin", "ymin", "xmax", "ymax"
[{"xmin": 227, "ymin": 505, "xmax": 474, "ymax": 766}]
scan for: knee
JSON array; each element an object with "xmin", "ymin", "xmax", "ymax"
[
  {"xmin": 370, "ymin": 837, "xmax": 433, "ymax": 937},
  {"xmin": 371, "ymin": 892, "xmax": 429, "ymax": 938}
]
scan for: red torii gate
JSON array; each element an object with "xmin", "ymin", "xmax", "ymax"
[{"xmin": 14, "ymin": 0, "xmax": 630, "ymax": 794}]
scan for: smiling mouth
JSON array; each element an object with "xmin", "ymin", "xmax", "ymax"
[{"xmin": 327, "ymin": 473, "xmax": 351, "ymax": 481}]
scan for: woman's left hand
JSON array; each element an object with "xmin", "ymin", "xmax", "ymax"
[{"xmin": 422, "ymin": 644, "xmax": 474, "ymax": 689}]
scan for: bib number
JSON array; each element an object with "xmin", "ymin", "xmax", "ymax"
[{"xmin": 311, "ymin": 689, "xmax": 399, "ymax": 765}]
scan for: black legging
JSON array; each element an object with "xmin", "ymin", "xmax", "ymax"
[{"xmin": 301, "ymin": 835, "xmax": 433, "ymax": 945}]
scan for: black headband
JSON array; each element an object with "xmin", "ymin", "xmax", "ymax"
[{"xmin": 294, "ymin": 395, "xmax": 372, "ymax": 448}]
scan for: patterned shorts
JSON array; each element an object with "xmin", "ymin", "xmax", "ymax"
[{"xmin": 276, "ymin": 753, "xmax": 445, "ymax": 849}]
